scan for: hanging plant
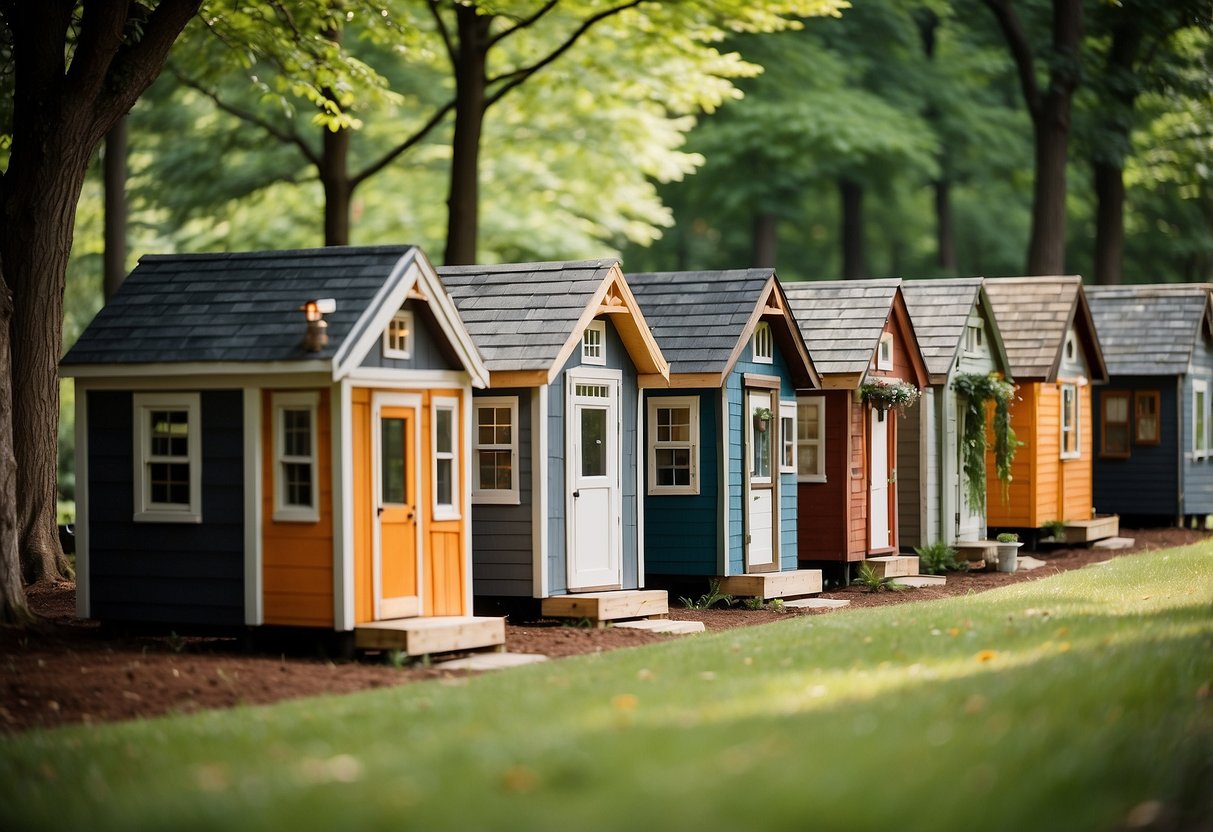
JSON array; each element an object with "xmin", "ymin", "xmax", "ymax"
[
  {"xmin": 952, "ymin": 372, "xmax": 1021, "ymax": 509},
  {"xmin": 859, "ymin": 378, "xmax": 920, "ymax": 415}
]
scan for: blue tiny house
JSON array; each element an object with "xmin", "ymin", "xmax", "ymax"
[
  {"xmin": 438, "ymin": 260, "xmax": 671, "ymax": 617},
  {"xmin": 1087, "ymin": 284, "xmax": 1213, "ymax": 523},
  {"xmin": 628, "ymin": 270, "xmax": 822, "ymax": 599}
]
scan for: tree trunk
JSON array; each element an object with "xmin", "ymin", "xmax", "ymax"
[
  {"xmin": 320, "ymin": 123, "xmax": 353, "ymax": 247},
  {"xmin": 1025, "ymin": 90, "xmax": 1073, "ymax": 275},
  {"xmin": 103, "ymin": 117, "xmax": 129, "ymax": 302},
  {"xmin": 751, "ymin": 212, "xmax": 778, "ymax": 268},
  {"xmin": 839, "ymin": 178, "xmax": 866, "ymax": 280},
  {"xmin": 1093, "ymin": 160, "xmax": 1125, "ymax": 285},
  {"xmin": 443, "ymin": 6, "xmax": 492, "ymax": 266},
  {"xmin": 0, "ymin": 268, "xmax": 32, "ymax": 625},
  {"xmin": 934, "ymin": 179, "xmax": 957, "ymax": 273}
]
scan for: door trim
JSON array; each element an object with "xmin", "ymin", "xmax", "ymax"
[
  {"xmin": 371, "ymin": 392, "xmax": 423, "ymax": 620},
  {"xmin": 564, "ymin": 367, "xmax": 623, "ymax": 592}
]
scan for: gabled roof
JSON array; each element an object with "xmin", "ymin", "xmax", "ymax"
[
  {"xmin": 783, "ymin": 279, "xmax": 928, "ymax": 389},
  {"xmin": 1085, "ymin": 283, "xmax": 1213, "ymax": 376},
  {"xmin": 984, "ymin": 276, "xmax": 1108, "ymax": 383},
  {"xmin": 438, "ymin": 259, "xmax": 668, "ymax": 386},
  {"xmin": 626, "ymin": 269, "xmax": 819, "ymax": 389},
  {"xmin": 60, "ymin": 245, "xmax": 487, "ymax": 385},
  {"xmin": 902, "ymin": 278, "xmax": 1012, "ymax": 385}
]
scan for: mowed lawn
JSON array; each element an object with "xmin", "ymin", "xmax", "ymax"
[{"xmin": 3, "ymin": 544, "xmax": 1211, "ymax": 832}]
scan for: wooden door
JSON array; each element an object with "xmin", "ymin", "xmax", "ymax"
[
  {"xmin": 376, "ymin": 405, "xmax": 420, "ymax": 619},
  {"xmin": 745, "ymin": 389, "xmax": 777, "ymax": 572},
  {"xmin": 870, "ymin": 408, "xmax": 891, "ymax": 550}
]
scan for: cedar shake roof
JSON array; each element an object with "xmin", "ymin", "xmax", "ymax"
[
  {"xmin": 627, "ymin": 269, "xmax": 818, "ymax": 388},
  {"xmin": 62, "ymin": 245, "xmax": 422, "ymax": 366},
  {"xmin": 983, "ymin": 276, "xmax": 1108, "ymax": 383},
  {"xmin": 1086, "ymin": 284, "xmax": 1213, "ymax": 376},
  {"xmin": 902, "ymin": 278, "xmax": 1012, "ymax": 384},
  {"xmin": 783, "ymin": 279, "xmax": 901, "ymax": 375}
]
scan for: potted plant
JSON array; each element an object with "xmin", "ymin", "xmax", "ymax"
[
  {"xmin": 859, "ymin": 378, "xmax": 920, "ymax": 421},
  {"xmin": 753, "ymin": 406, "xmax": 772, "ymax": 432},
  {"xmin": 995, "ymin": 532, "xmax": 1022, "ymax": 573}
]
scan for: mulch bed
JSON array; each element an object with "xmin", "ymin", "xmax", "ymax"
[{"xmin": 2, "ymin": 527, "xmax": 1205, "ymax": 735}]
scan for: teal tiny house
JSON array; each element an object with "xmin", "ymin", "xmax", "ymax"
[{"xmin": 628, "ymin": 270, "xmax": 822, "ymax": 600}]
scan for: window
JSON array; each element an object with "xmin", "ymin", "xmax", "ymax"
[
  {"xmin": 133, "ymin": 392, "xmax": 201, "ymax": 523},
  {"xmin": 876, "ymin": 332, "xmax": 894, "ymax": 371},
  {"xmin": 383, "ymin": 310, "xmax": 414, "ymax": 360},
  {"xmin": 752, "ymin": 322, "xmax": 773, "ymax": 364},
  {"xmin": 1100, "ymin": 391, "xmax": 1130, "ymax": 459},
  {"xmin": 647, "ymin": 397, "xmax": 699, "ymax": 494},
  {"xmin": 273, "ymin": 392, "xmax": 319, "ymax": 522},
  {"xmin": 963, "ymin": 323, "xmax": 983, "ymax": 354},
  {"xmin": 1064, "ymin": 333, "xmax": 1076, "ymax": 363},
  {"xmin": 1060, "ymin": 383, "xmax": 1080, "ymax": 459},
  {"xmin": 472, "ymin": 397, "xmax": 519, "ymax": 504},
  {"xmin": 779, "ymin": 401, "xmax": 796, "ymax": 474},
  {"xmin": 582, "ymin": 320, "xmax": 606, "ymax": 366},
  {"xmin": 432, "ymin": 397, "xmax": 460, "ymax": 519},
  {"xmin": 796, "ymin": 396, "xmax": 826, "ymax": 482},
  {"xmin": 1135, "ymin": 391, "xmax": 1160, "ymax": 445},
  {"xmin": 1195, "ymin": 381, "xmax": 1208, "ymax": 460}
]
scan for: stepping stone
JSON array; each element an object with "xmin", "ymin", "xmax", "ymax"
[
  {"xmin": 892, "ymin": 575, "xmax": 946, "ymax": 588},
  {"xmin": 1093, "ymin": 536, "xmax": 1135, "ymax": 550},
  {"xmin": 1018, "ymin": 556, "xmax": 1048, "ymax": 571},
  {"xmin": 613, "ymin": 619, "xmax": 705, "ymax": 634},
  {"xmin": 439, "ymin": 652, "xmax": 548, "ymax": 671},
  {"xmin": 784, "ymin": 598, "xmax": 851, "ymax": 610}
]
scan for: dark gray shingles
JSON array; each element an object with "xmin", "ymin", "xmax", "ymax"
[
  {"xmin": 1086, "ymin": 284, "xmax": 1212, "ymax": 376},
  {"xmin": 902, "ymin": 278, "xmax": 984, "ymax": 381},
  {"xmin": 783, "ymin": 279, "xmax": 900, "ymax": 375},
  {"xmin": 438, "ymin": 260, "xmax": 616, "ymax": 372},
  {"xmin": 984, "ymin": 276, "xmax": 1082, "ymax": 379},
  {"xmin": 61, "ymin": 246, "xmax": 417, "ymax": 365}
]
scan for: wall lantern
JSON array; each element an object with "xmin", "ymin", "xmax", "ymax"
[{"xmin": 300, "ymin": 298, "xmax": 336, "ymax": 352}]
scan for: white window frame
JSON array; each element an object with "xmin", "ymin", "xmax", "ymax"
[
  {"xmin": 472, "ymin": 396, "xmax": 520, "ymax": 505},
  {"xmin": 383, "ymin": 309, "xmax": 414, "ymax": 360},
  {"xmin": 1194, "ymin": 380, "xmax": 1209, "ymax": 461},
  {"xmin": 647, "ymin": 396, "xmax": 700, "ymax": 495},
  {"xmin": 796, "ymin": 395, "xmax": 827, "ymax": 483},
  {"xmin": 752, "ymin": 322, "xmax": 773, "ymax": 364},
  {"xmin": 272, "ymin": 391, "xmax": 320, "ymax": 523},
  {"xmin": 432, "ymin": 396, "xmax": 461, "ymax": 520},
  {"xmin": 779, "ymin": 401, "xmax": 797, "ymax": 474},
  {"xmin": 876, "ymin": 331, "xmax": 894, "ymax": 371},
  {"xmin": 963, "ymin": 323, "xmax": 983, "ymax": 354},
  {"xmin": 581, "ymin": 320, "xmax": 606, "ymax": 366},
  {"xmin": 1060, "ymin": 383, "xmax": 1080, "ymax": 460},
  {"xmin": 132, "ymin": 392, "xmax": 202, "ymax": 523}
]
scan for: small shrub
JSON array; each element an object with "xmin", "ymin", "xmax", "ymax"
[
  {"xmin": 854, "ymin": 562, "xmax": 907, "ymax": 593},
  {"xmin": 679, "ymin": 578, "xmax": 735, "ymax": 610},
  {"xmin": 741, "ymin": 596, "xmax": 765, "ymax": 610},
  {"xmin": 996, "ymin": 532, "xmax": 1019, "ymax": 544},
  {"xmin": 769, "ymin": 598, "xmax": 786, "ymax": 613},
  {"xmin": 914, "ymin": 541, "xmax": 960, "ymax": 575},
  {"xmin": 1041, "ymin": 520, "xmax": 1066, "ymax": 541}
]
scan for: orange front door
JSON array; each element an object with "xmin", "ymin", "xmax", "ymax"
[{"xmin": 377, "ymin": 405, "xmax": 419, "ymax": 619}]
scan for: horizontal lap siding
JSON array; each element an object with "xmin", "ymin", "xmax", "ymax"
[
  {"xmin": 1093, "ymin": 379, "xmax": 1179, "ymax": 516},
  {"xmin": 1060, "ymin": 386, "xmax": 1094, "ymax": 522},
  {"xmin": 896, "ymin": 394, "xmax": 923, "ymax": 548},
  {"xmin": 797, "ymin": 390, "xmax": 850, "ymax": 561},
  {"xmin": 1183, "ymin": 366, "xmax": 1213, "ymax": 514},
  {"xmin": 471, "ymin": 388, "xmax": 534, "ymax": 596},
  {"xmin": 988, "ymin": 382, "xmax": 1038, "ymax": 528},
  {"xmin": 88, "ymin": 390, "xmax": 245, "ymax": 626},
  {"xmin": 848, "ymin": 399, "xmax": 868, "ymax": 559}
]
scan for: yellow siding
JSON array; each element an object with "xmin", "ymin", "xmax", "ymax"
[
  {"xmin": 419, "ymin": 389, "xmax": 468, "ymax": 616},
  {"xmin": 1059, "ymin": 385, "xmax": 1095, "ymax": 521},
  {"xmin": 987, "ymin": 382, "xmax": 1039, "ymax": 527},
  {"xmin": 1034, "ymin": 385, "xmax": 1061, "ymax": 525}
]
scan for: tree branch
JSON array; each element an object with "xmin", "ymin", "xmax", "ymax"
[
  {"xmin": 426, "ymin": 0, "xmax": 457, "ymax": 65},
  {"xmin": 64, "ymin": 0, "xmax": 128, "ymax": 108},
  {"xmin": 487, "ymin": 0, "xmax": 558, "ymax": 48},
  {"xmin": 350, "ymin": 97, "xmax": 456, "ymax": 188},
  {"xmin": 170, "ymin": 67, "xmax": 321, "ymax": 166},
  {"xmin": 984, "ymin": 0, "xmax": 1041, "ymax": 122}
]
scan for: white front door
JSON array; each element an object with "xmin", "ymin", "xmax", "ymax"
[
  {"xmin": 566, "ymin": 372, "xmax": 622, "ymax": 591},
  {"xmin": 956, "ymin": 399, "xmax": 985, "ymax": 541},
  {"xmin": 745, "ymin": 390, "xmax": 777, "ymax": 572},
  {"xmin": 869, "ymin": 408, "xmax": 891, "ymax": 550}
]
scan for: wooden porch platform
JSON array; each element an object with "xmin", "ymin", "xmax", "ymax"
[
  {"xmin": 954, "ymin": 540, "xmax": 997, "ymax": 564},
  {"xmin": 718, "ymin": 569, "xmax": 823, "ymax": 600},
  {"xmin": 541, "ymin": 589, "xmax": 668, "ymax": 624},
  {"xmin": 864, "ymin": 555, "xmax": 919, "ymax": 579},
  {"xmin": 1064, "ymin": 515, "xmax": 1120, "ymax": 544},
  {"xmin": 354, "ymin": 616, "xmax": 505, "ymax": 656}
]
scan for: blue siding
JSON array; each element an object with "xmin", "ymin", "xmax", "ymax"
[
  {"xmin": 469, "ymin": 389, "xmax": 534, "ymax": 596},
  {"xmin": 1184, "ymin": 350, "xmax": 1213, "ymax": 514},
  {"xmin": 87, "ymin": 389, "xmax": 245, "ymax": 626},
  {"xmin": 1093, "ymin": 379, "xmax": 1180, "ymax": 517},
  {"xmin": 360, "ymin": 299, "xmax": 458, "ymax": 371},
  {"xmin": 643, "ymin": 390, "xmax": 720, "ymax": 576}
]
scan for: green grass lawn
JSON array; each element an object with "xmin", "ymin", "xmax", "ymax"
[{"xmin": 3, "ymin": 544, "xmax": 1211, "ymax": 832}]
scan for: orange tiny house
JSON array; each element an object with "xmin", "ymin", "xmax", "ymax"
[
  {"xmin": 983, "ymin": 277, "xmax": 1109, "ymax": 531},
  {"xmin": 62, "ymin": 246, "xmax": 505, "ymax": 654}
]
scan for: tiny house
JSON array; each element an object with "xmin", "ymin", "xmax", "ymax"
[
  {"xmin": 438, "ymin": 260, "xmax": 670, "ymax": 618},
  {"xmin": 627, "ymin": 269, "xmax": 822, "ymax": 599},
  {"xmin": 983, "ymin": 276, "xmax": 1109, "ymax": 534},
  {"xmin": 898, "ymin": 278, "xmax": 1012, "ymax": 549},
  {"xmin": 783, "ymin": 280, "xmax": 929, "ymax": 576},
  {"xmin": 61, "ymin": 246, "xmax": 506, "ymax": 654},
  {"xmin": 1087, "ymin": 284, "xmax": 1213, "ymax": 524}
]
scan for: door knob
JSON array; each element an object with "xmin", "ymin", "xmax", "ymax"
[
  {"xmin": 573, "ymin": 490, "xmax": 580, "ymax": 498},
  {"xmin": 377, "ymin": 506, "xmax": 384, "ymax": 516}
]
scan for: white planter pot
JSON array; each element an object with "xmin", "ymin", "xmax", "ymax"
[{"xmin": 995, "ymin": 542, "xmax": 1022, "ymax": 573}]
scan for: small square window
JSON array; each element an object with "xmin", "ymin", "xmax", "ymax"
[
  {"xmin": 133, "ymin": 392, "xmax": 202, "ymax": 523},
  {"xmin": 752, "ymin": 322, "xmax": 773, "ymax": 364},
  {"xmin": 273, "ymin": 391, "xmax": 320, "ymax": 522},
  {"xmin": 647, "ymin": 396, "xmax": 700, "ymax": 495},
  {"xmin": 383, "ymin": 310, "xmax": 414, "ymax": 360},
  {"xmin": 1134, "ymin": 391, "xmax": 1160, "ymax": 445},
  {"xmin": 964, "ymin": 324, "xmax": 983, "ymax": 354},
  {"xmin": 796, "ymin": 396, "xmax": 826, "ymax": 482},
  {"xmin": 582, "ymin": 321, "xmax": 606, "ymax": 366},
  {"xmin": 1100, "ymin": 391, "xmax": 1130, "ymax": 459},
  {"xmin": 473, "ymin": 397, "xmax": 520, "ymax": 505},
  {"xmin": 876, "ymin": 332, "xmax": 894, "ymax": 371}
]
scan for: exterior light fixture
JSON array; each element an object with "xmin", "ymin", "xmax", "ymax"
[{"xmin": 300, "ymin": 298, "xmax": 336, "ymax": 352}]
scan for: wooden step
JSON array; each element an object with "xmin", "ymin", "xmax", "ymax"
[
  {"xmin": 1064, "ymin": 515, "xmax": 1120, "ymax": 543},
  {"xmin": 783, "ymin": 597, "xmax": 850, "ymax": 610},
  {"xmin": 613, "ymin": 619, "xmax": 705, "ymax": 635},
  {"xmin": 541, "ymin": 589, "xmax": 668, "ymax": 623},
  {"xmin": 893, "ymin": 574, "xmax": 946, "ymax": 588},
  {"xmin": 953, "ymin": 540, "xmax": 998, "ymax": 562},
  {"xmin": 864, "ymin": 555, "xmax": 918, "ymax": 579},
  {"xmin": 355, "ymin": 615, "xmax": 505, "ymax": 656},
  {"xmin": 718, "ymin": 569, "xmax": 823, "ymax": 600}
]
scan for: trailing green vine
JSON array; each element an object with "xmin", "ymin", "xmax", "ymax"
[{"xmin": 952, "ymin": 372, "xmax": 1021, "ymax": 509}]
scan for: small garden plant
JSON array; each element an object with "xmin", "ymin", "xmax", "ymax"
[
  {"xmin": 1041, "ymin": 520, "xmax": 1066, "ymax": 541},
  {"xmin": 679, "ymin": 578, "xmax": 735, "ymax": 610},
  {"xmin": 914, "ymin": 541, "xmax": 962, "ymax": 575},
  {"xmin": 854, "ymin": 562, "xmax": 908, "ymax": 593},
  {"xmin": 996, "ymin": 532, "xmax": 1019, "ymax": 544}
]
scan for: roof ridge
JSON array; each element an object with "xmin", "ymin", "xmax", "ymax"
[{"xmin": 139, "ymin": 244, "xmax": 416, "ymax": 263}]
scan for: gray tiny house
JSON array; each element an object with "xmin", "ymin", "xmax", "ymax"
[
  {"xmin": 1087, "ymin": 284, "xmax": 1213, "ymax": 523},
  {"xmin": 627, "ymin": 269, "xmax": 822, "ymax": 599},
  {"xmin": 438, "ymin": 260, "xmax": 670, "ymax": 605},
  {"xmin": 898, "ymin": 278, "xmax": 1012, "ymax": 549}
]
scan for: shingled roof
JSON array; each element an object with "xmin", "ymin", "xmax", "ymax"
[
  {"xmin": 782, "ymin": 279, "xmax": 907, "ymax": 376},
  {"xmin": 627, "ymin": 269, "xmax": 817, "ymax": 388},
  {"xmin": 984, "ymin": 276, "xmax": 1107, "ymax": 382},
  {"xmin": 902, "ymin": 278, "xmax": 1011, "ymax": 384},
  {"xmin": 438, "ymin": 260, "xmax": 667, "ymax": 383},
  {"xmin": 1086, "ymin": 284, "xmax": 1213, "ymax": 376}
]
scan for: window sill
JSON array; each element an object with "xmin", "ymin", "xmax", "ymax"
[
  {"xmin": 133, "ymin": 510, "xmax": 202, "ymax": 524},
  {"xmin": 433, "ymin": 508, "xmax": 462, "ymax": 522},
  {"xmin": 472, "ymin": 492, "xmax": 521, "ymax": 506},
  {"xmin": 797, "ymin": 475, "xmax": 827, "ymax": 484},
  {"xmin": 273, "ymin": 508, "xmax": 320, "ymax": 523},
  {"xmin": 646, "ymin": 486, "xmax": 701, "ymax": 497}
]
